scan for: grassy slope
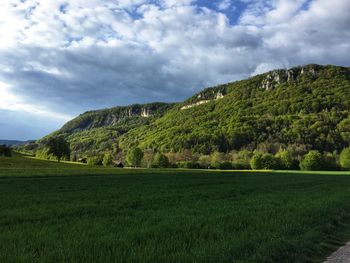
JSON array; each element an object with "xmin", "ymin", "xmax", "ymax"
[{"xmin": 1, "ymin": 157, "xmax": 350, "ymax": 262}]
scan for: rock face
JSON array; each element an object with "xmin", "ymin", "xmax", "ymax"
[
  {"xmin": 181, "ymin": 88, "xmax": 226, "ymax": 110},
  {"xmin": 260, "ymin": 64, "xmax": 321, "ymax": 90},
  {"xmin": 60, "ymin": 102, "xmax": 173, "ymax": 133},
  {"xmin": 141, "ymin": 107, "xmax": 151, "ymax": 117},
  {"xmin": 215, "ymin": 91, "xmax": 225, "ymax": 100},
  {"xmin": 181, "ymin": 100, "xmax": 211, "ymax": 110},
  {"xmin": 260, "ymin": 70, "xmax": 285, "ymax": 90}
]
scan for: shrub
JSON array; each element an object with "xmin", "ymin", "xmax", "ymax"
[
  {"xmin": 218, "ymin": 162, "xmax": 233, "ymax": 170},
  {"xmin": 102, "ymin": 152, "xmax": 113, "ymax": 167},
  {"xmin": 198, "ymin": 155, "xmax": 211, "ymax": 168},
  {"xmin": 153, "ymin": 153, "xmax": 170, "ymax": 168},
  {"xmin": 232, "ymin": 161, "xmax": 250, "ymax": 170},
  {"xmin": 300, "ymin": 151, "xmax": 323, "ymax": 171},
  {"xmin": 210, "ymin": 151, "xmax": 225, "ymax": 168},
  {"xmin": 177, "ymin": 161, "xmax": 201, "ymax": 169},
  {"xmin": 87, "ymin": 156, "xmax": 103, "ymax": 166},
  {"xmin": 250, "ymin": 152, "xmax": 263, "ymax": 170},
  {"xmin": 250, "ymin": 152, "xmax": 281, "ymax": 170},
  {"xmin": 0, "ymin": 145, "xmax": 12, "ymax": 157},
  {"xmin": 323, "ymin": 152, "xmax": 339, "ymax": 171},
  {"xmin": 340, "ymin": 147, "xmax": 350, "ymax": 170},
  {"xmin": 35, "ymin": 148, "xmax": 52, "ymax": 160},
  {"xmin": 275, "ymin": 150, "xmax": 299, "ymax": 170},
  {"xmin": 126, "ymin": 148, "xmax": 144, "ymax": 167}
]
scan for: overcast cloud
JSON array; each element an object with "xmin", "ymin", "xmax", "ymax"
[{"xmin": 0, "ymin": 0, "xmax": 349, "ymax": 140}]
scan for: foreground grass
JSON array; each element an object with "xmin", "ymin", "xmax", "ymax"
[{"xmin": 1, "ymin": 156, "xmax": 350, "ymax": 262}]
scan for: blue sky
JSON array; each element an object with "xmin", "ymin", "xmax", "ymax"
[{"xmin": 0, "ymin": 0, "xmax": 349, "ymax": 140}]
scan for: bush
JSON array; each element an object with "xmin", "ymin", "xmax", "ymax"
[
  {"xmin": 218, "ymin": 162, "xmax": 233, "ymax": 170},
  {"xmin": 210, "ymin": 151, "xmax": 225, "ymax": 168},
  {"xmin": 198, "ymin": 155, "xmax": 211, "ymax": 168},
  {"xmin": 153, "ymin": 153, "xmax": 170, "ymax": 168},
  {"xmin": 340, "ymin": 147, "xmax": 350, "ymax": 170},
  {"xmin": 177, "ymin": 161, "xmax": 201, "ymax": 169},
  {"xmin": 323, "ymin": 152, "xmax": 339, "ymax": 171},
  {"xmin": 87, "ymin": 156, "xmax": 103, "ymax": 166},
  {"xmin": 300, "ymin": 151, "xmax": 323, "ymax": 171},
  {"xmin": 126, "ymin": 148, "xmax": 144, "ymax": 167},
  {"xmin": 232, "ymin": 161, "xmax": 250, "ymax": 170},
  {"xmin": 102, "ymin": 152, "xmax": 113, "ymax": 167},
  {"xmin": 275, "ymin": 150, "xmax": 299, "ymax": 170},
  {"xmin": 0, "ymin": 145, "xmax": 11, "ymax": 157},
  {"xmin": 250, "ymin": 152, "xmax": 281, "ymax": 170}
]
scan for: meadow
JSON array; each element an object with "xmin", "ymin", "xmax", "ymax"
[{"xmin": 1, "ymin": 156, "xmax": 350, "ymax": 262}]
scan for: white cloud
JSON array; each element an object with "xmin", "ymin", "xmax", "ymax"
[
  {"xmin": 216, "ymin": 0, "xmax": 233, "ymax": 11},
  {"xmin": 0, "ymin": 0, "xmax": 349, "ymax": 138},
  {"xmin": 0, "ymin": 81, "xmax": 72, "ymax": 121}
]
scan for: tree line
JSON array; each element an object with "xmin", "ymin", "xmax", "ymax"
[{"xmin": 42, "ymin": 136, "xmax": 350, "ymax": 171}]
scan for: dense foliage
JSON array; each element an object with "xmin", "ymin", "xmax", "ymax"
[
  {"xmin": 0, "ymin": 145, "xmax": 11, "ymax": 157},
  {"xmin": 120, "ymin": 65, "xmax": 350, "ymax": 155},
  {"xmin": 340, "ymin": 147, "xmax": 350, "ymax": 169},
  {"xmin": 46, "ymin": 136, "xmax": 70, "ymax": 163},
  {"xmin": 24, "ymin": 64, "xmax": 350, "ymax": 169},
  {"xmin": 250, "ymin": 152, "xmax": 281, "ymax": 170},
  {"xmin": 126, "ymin": 147, "xmax": 144, "ymax": 167},
  {"xmin": 300, "ymin": 151, "xmax": 324, "ymax": 171},
  {"xmin": 153, "ymin": 153, "xmax": 170, "ymax": 168}
]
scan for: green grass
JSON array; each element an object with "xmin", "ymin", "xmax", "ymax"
[{"xmin": 1, "ymin": 156, "xmax": 350, "ymax": 262}]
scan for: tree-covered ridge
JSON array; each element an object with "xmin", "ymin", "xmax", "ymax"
[
  {"xmin": 23, "ymin": 102, "xmax": 175, "ymax": 158},
  {"xmin": 23, "ymin": 64, "xmax": 350, "ymax": 168},
  {"xmin": 59, "ymin": 102, "xmax": 174, "ymax": 133},
  {"xmin": 119, "ymin": 64, "xmax": 350, "ymax": 153}
]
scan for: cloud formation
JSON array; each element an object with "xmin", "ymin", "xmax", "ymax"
[{"xmin": 0, "ymin": 0, "xmax": 349, "ymax": 139}]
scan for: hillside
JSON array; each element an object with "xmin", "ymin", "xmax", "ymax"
[
  {"xmin": 29, "ymin": 64, "xmax": 350, "ymax": 162},
  {"xmin": 25, "ymin": 102, "xmax": 174, "ymax": 157},
  {"xmin": 119, "ymin": 64, "xmax": 350, "ymax": 154}
]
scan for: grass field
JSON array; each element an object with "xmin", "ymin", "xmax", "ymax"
[{"xmin": 1, "ymin": 156, "xmax": 350, "ymax": 262}]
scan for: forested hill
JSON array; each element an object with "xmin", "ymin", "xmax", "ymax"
[
  {"xmin": 26, "ymin": 64, "xmax": 350, "ymax": 160},
  {"xmin": 119, "ymin": 64, "xmax": 350, "ymax": 154},
  {"xmin": 35, "ymin": 102, "xmax": 175, "ymax": 157},
  {"xmin": 58, "ymin": 102, "xmax": 174, "ymax": 133}
]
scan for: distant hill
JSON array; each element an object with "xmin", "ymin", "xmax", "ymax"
[
  {"xmin": 34, "ymin": 102, "xmax": 175, "ymax": 156},
  {"xmin": 0, "ymin": 140, "xmax": 34, "ymax": 146},
  {"xmin": 26, "ymin": 64, "xmax": 350, "ymax": 160}
]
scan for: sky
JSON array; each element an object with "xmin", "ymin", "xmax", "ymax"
[{"xmin": 0, "ymin": 0, "xmax": 349, "ymax": 140}]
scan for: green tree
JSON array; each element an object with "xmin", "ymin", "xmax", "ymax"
[
  {"xmin": 0, "ymin": 145, "xmax": 11, "ymax": 157},
  {"xmin": 102, "ymin": 152, "xmax": 113, "ymax": 167},
  {"xmin": 87, "ymin": 156, "xmax": 103, "ymax": 166},
  {"xmin": 250, "ymin": 152, "xmax": 263, "ymax": 170},
  {"xmin": 47, "ymin": 136, "xmax": 70, "ymax": 163},
  {"xmin": 250, "ymin": 152, "xmax": 281, "ymax": 170},
  {"xmin": 276, "ymin": 150, "xmax": 299, "ymax": 170},
  {"xmin": 300, "ymin": 151, "xmax": 323, "ymax": 171},
  {"xmin": 210, "ymin": 151, "xmax": 225, "ymax": 168},
  {"xmin": 126, "ymin": 148, "xmax": 144, "ymax": 167},
  {"xmin": 153, "ymin": 153, "xmax": 170, "ymax": 168},
  {"xmin": 340, "ymin": 147, "xmax": 350, "ymax": 169}
]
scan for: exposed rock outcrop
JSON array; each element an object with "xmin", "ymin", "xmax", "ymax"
[
  {"xmin": 181, "ymin": 88, "xmax": 226, "ymax": 110},
  {"xmin": 60, "ymin": 102, "xmax": 173, "ymax": 133},
  {"xmin": 260, "ymin": 64, "xmax": 321, "ymax": 90},
  {"xmin": 141, "ymin": 107, "xmax": 151, "ymax": 117},
  {"xmin": 181, "ymin": 100, "xmax": 211, "ymax": 110},
  {"xmin": 260, "ymin": 70, "xmax": 285, "ymax": 90}
]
